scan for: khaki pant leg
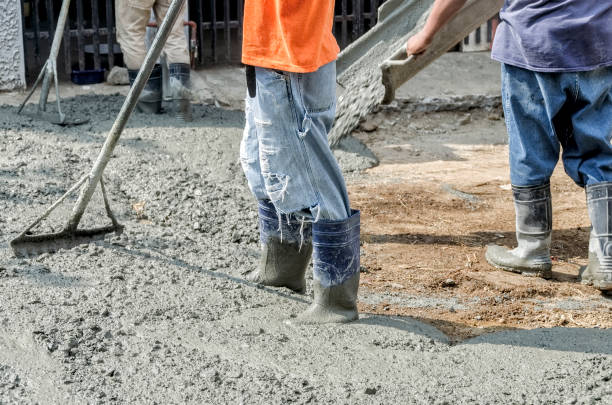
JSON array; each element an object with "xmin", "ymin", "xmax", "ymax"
[
  {"xmin": 115, "ymin": 0, "xmax": 155, "ymax": 69},
  {"xmin": 153, "ymin": 0, "xmax": 190, "ymax": 65}
]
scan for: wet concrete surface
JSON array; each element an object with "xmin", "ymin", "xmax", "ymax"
[{"xmin": 1, "ymin": 56, "xmax": 610, "ymax": 403}]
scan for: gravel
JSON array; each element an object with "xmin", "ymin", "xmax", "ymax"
[{"xmin": 0, "ymin": 96, "xmax": 610, "ymax": 404}]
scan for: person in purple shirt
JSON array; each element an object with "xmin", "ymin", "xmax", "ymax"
[{"xmin": 406, "ymin": 0, "xmax": 612, "ymax": 293}]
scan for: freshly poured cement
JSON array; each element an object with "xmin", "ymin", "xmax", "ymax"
[
  {"xmin": 329, "ymin": 0, "xmax": 432, "ymax": 146},
  {"xmin": 1, "ymin": 96, "xmax": 611, "ymax": 404}
]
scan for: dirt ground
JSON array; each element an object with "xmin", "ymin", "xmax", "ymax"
[
  {"xmin": 349, "ymin": 107, "xmax": 612, "ymax": 341},
  {"xmin": 1, "ymin": 54, "xmax": 611, "ymax": 404}
]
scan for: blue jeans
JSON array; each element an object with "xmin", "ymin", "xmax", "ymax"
[
  {"xmin": 502, "ymin": 64, "xmax": 612, "ymax": 187},
  {"xmin": 240, "ymin": 61, "xmax": 351, "ymax": 221}
]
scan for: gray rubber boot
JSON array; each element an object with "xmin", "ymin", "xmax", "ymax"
[
  {"xmin": 485, "ymin": 183, "xmax": 553, "ymax": 278},
  {"xmin": 245, "ymin": 200, "xmax": 311, "ymax": 293},
  {"xmin": 293, "ymin": 272, "xmax": 360, "ymax": 324},
  {"xmin": 290, "ymin": 210, "xmax": 361, "ymax": 324},
  {"xmin": 128, "ymin": 64, "xmax": 162, "ymax": 114},
  {"xmin": 168, "ymin": 63, "xmax": 192, "ymax": 122},
  {"xmin": 581, "ymin": 182, "xmax": 612, "ymax": 293}
]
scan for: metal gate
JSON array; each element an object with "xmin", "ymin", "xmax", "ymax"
[
  {"xmin": 21, "ymin": 0, "xmax": 117, "ymax": 79},
  {"xmin": 333, "ymin": 0, "xmax": 384, "ymax": 50},
  {"xmin": 20, "ymin": 0, "xmax": 385, "ymax": 81},
  {"xmin": 189, "ymin": 0, "xmax": 385, "ymax": 64}
]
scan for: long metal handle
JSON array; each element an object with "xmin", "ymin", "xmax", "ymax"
[
  {"xmin": 19, "ymin": 0, "xmax": 72, "ymax": 115},
  {"xmin": 66, "ymin": 0, "xmax": 186, "ymax": 231},
  {"xmin": 39, "ymin": 0, "xmax": 72, "ymax": 111},
  {"xmin": 49, "ymin": 0, "xmax": 72, "ymax": 60}
]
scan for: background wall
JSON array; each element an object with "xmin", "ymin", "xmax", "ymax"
[{"xmin": 0, "ymin": 1, "xmax": 26, "ymax": 91}]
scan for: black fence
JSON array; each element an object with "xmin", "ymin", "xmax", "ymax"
[
  {"xmin": 22, "ymin": 0, "xmax": 117, "ymax": 77},
  {"xmin": 21, "ymin": 0, "xmax": 388, "ymax": 81}
]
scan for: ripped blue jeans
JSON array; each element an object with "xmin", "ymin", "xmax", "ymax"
[{"xmin": 240, "ymin": 61, "xmax": 351, "ymax": 222}]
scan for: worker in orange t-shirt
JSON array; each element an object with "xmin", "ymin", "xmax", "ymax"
[{"xmin": 239, "ymin": 1, "xmax": 361, "ymax": 324}]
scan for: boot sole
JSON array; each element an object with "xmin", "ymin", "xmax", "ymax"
[
  {"xmin": 578, "ymin": 269, "xmax": 612, "ymax": 293},
  {"xmin": 286, "ymin": 307, "xmax": 359, "ymax": 325},
  {"xmin": 485, "ymin": 250, "xmax": 552, "ymax": 279},
  {"xmin": 592, "ymin": 281, "xmax": 612, "ymax": 293}
]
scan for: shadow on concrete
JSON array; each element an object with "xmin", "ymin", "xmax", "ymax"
[
  {"xmin": 355, "ymin": 313, "xmax": 450, "ymax": 344},
  {"xmin": 362, "ymin": 227, "xmax": 590, "ymax": 261},
  {"xmin": 102, "ymin": 241, "xmax": 310, "ymax": 306},
  {"xmin": 462, "ymin": 326, "xmax": 612, "ymax": 355},
  {"xmin": 6, "ymin": 263, "xmax": 84, "ymax": 288},
  {"xmin": 361, "ymin": 312, "xmax": 612, "ymax": 355}
]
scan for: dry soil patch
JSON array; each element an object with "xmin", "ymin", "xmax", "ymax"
[{"xmin": 349, "ymin": 108, "xmax": 612, "ymax": 341}]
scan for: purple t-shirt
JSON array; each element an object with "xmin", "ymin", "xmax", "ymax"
[{"xmin": 491, "ymin": 0, "xmax": 612, "ymax": 72}]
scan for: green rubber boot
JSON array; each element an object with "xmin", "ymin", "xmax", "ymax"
[
  {"xmin": 128, "ymin": 64, "xmax": 162, "ymax": 114},
  {"xmin": 485, "ymin": 183, "xmax": 553, "ymax": 278},
  {"xmin": 247, "ymin": 238, "xmax": 312, "ymax": 293},
  {"xmin": 580, "ymin": 183, "xmax": 612, "ymax": 293},
  {"xmin": 290, "ymin": 210, "xmax": 361, "ymax": 324},
  {"xmin": 292, "ymin": 273, "xmax": 359, "ymax": 324},
  {"xmin": 246, "ymin": 200, "xmax": 311, "ymax": 293}
]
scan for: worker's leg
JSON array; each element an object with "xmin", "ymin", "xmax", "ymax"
[
  {"xmin": 560, "ymin": 67, "xmax": 612, "ymax": 292},
  {"xmin": 288, "ymin": 62, "xmax": 359, "ymax": 323},
  {"xmin": 152, "ymin": 0, "xmax": 189, "ymax": 65},
  {"xmin": 242, "ymin": 61, "xmax": 360, "ymax": 323},
  {"xmin": 241, "ymin": 95, "xmax": 312, "ymax": 293},
  {"xmin": 115, "ymin": 0, "xmax": 153, "ymax": 69},
  {"xmin": 559, "ymin": 67, "xmax": 612, "ymax": 187},
  {"xmin": 486, "ymin": 64, "xmax": 567, "ymax": 278},
  {"xmin": 116, "ymin": 0, "xmax": 162, "ymax": 113},
  {"xmin": 153, "ymin": 0, "xmax": 192, "ymax": 120},
  {"xmin": 253, "ymin": 62, "xmax": 350, "ymax": 221},
  {"xmin": 240, "ymin": 96, "xmax": 267, "ymax": 201}
]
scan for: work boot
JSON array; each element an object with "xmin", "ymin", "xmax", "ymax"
[
  {"xmin": 128, "ymin": 64, "xmax": 162, "ymax": 114},
  {"xmin": 246, "ymin": 200, "xmax": 312, "ymax": 293},
  {"xmin": 291, "ymin": 210, "xmax": 361, "ymax": 324},
  {"xmin": 485, "ymin": 183, "xmax": 553, "ymax": 278},
  {"xmin": 581, "ymin": 182, "xmax": 612, "ymax": 293},
  {"xmin": 168, "ymin": 63, "xmax": 192, "ymax": 122}
]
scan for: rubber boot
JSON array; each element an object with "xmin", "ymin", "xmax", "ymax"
[
  {"xmin": 485, "ymin": 183, "xmax": 553, "ymax": 278},
  {"xmin": 291, "ymin": 210, "xmax": 361, "ymax": 324},
  {"xmin": 168, "ymin": 63, "xmax": 192, "ymax": 122},
  {"xmin": 581, "ymin": 182, "xmax": 612, "ymax": 293},
  {"xmin": 245, "ymin": 200, "xmax": 312, "ymax": 293},
  {"xmin": 128, "ymin": 64, "xmax": 162, "ymax": 114}
]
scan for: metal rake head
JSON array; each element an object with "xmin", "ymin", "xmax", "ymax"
[
  {"xmin": 10, "ymin": 175, "xmax": 123, "ymax": 258},
  {"xmin": 10, "ymin": 225, "xmax": 123, "ymax": 258},
  {"xmin": 12, "ymin": 0, "xmax": 187, "ymax": 258}
]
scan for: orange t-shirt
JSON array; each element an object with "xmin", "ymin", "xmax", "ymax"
[{"xmin": 241, "ymin": 0, "xmax": 340, "ymax": 73}]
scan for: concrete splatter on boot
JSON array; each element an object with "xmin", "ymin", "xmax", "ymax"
[
  {"xmin": 168, "ymin": 63, "xmax": 192, "ymax": 122},
  {"xmin": 246, "ymin": 200, "xmax": 311, "ymax": 293},
  {"xmin": 580, "ymin": 183, "xmax": 612, "ymax": 293},
  {"xmin": 128, "ymin": 64, "xmax": 162, "ymax": 114},
  {"xmin": 486, "ymin": 183, "xmax": 552, "ymax": 278},
  {"xmin": 291, "ymin": 210, "xmax": 360, "ymax": 324}
]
